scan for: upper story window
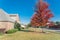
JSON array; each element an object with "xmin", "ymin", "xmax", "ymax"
[{"xmin": 9, "ymin": 15, "xmax": 17, "ymax": 17}]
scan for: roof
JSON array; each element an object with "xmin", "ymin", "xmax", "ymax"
[
  {"xmin": 9, "ymin": 14, "xmax": 19, "ymax": 15},
  {"xmin": 0, "ymin": 9, "xmax": 15, "ymax": 22}
]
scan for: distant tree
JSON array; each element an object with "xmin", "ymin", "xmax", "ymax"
[
  {"xmin": 56, "ymin": 21, "xmax": 60, "ymax": 25},
  {"xmin": 27, "ymin": 23, "xmax": 32, "ymax": 27},
  {"xmin": 31, "ymin": 0, "xmax": 53, "ymax": 32}
]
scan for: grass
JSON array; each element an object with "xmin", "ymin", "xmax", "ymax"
[{"xmin": 0, "ymin": 28, "xmax": 60, "ymax": 40}]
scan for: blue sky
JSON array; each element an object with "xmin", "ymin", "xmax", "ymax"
[{"xmin": 0, "ymin": 0, "xmax": 60, "ymax": 24}]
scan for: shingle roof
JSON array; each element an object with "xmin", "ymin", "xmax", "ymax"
[{"xmin": 0, "ymin": 9, "xmax": 15, "ymax": 22}]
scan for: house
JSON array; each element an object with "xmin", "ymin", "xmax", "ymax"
[
  {"xmin": 0, "ymin": 9, "xmax": 20, "ymax": 32},
  {"xmin": 21, "ymin": 24, "xmax": 27, "ymax": 28},
  {"xmin": 9, "ymin": 14, "xmax": 20, "ymax": 23}
]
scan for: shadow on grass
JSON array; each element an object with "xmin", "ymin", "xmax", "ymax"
[
  {"xmin": 20, "ymin": 29, "xmax": 34, "ymax": 32},
  {"xmin": 21, "ymin": 30, "xmax": 60, "ymax": 34},
  {"xmin": 20, "ymin": 29, "xmax": 47, "ymax": 34}
]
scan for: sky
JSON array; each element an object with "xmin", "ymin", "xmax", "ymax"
[{"xmin": 0, "ymin": 0, "xmax": 60, "ymax": 24}]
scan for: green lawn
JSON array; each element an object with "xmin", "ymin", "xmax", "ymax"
[{"xmin": 0, "ymin": 28, "xmax": 60, "ymax": 40}]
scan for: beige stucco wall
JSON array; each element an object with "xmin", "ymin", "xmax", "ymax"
[
  {"xmin": 6, "ymin": 22, "xmax": 14, "ymax": 31},
  {"xmin": 0, "ymin": 22, "xmax": 14, "ymax": 32}
]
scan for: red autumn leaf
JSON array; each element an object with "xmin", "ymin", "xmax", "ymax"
[{"xmin": 31, "ymin": 0, "xmax": 53, "ymax": 27}]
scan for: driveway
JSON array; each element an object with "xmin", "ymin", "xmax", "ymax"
[{"xmin": 43, "ymin": 28, "xmax": 60, "ymax": 32}]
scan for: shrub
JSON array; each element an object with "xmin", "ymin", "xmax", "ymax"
[
  {"xmin": 6, "ymin": 29, "xmax": 18, "ymax": 34},
  {"xmin": 14, "ymin": 22, "xmax": 21, "ymax": 31}
]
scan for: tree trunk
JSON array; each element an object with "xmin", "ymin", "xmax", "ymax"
[{"xmin": 40, "ymin": 26, "xmax": 45, "ymax": 33}]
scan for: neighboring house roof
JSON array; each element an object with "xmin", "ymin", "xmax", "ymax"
[
  {"xmin": 21, "ymin": 24, "xmax": 26, "ymax": 28},
  {"xmin": 0, "ymin": 9, "xmax": 15, "ymax": 22},
  {"xmin": 21, "ymin": 25, "xmax": 26, "ymax": 28}
]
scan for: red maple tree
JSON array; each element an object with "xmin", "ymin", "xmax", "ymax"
[{"xmin": 31, "ymin": 0, "xmax": 53, "ymax": 32}]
